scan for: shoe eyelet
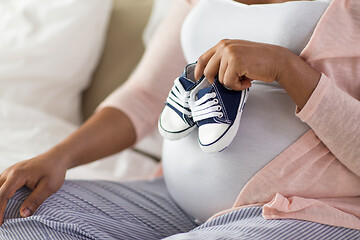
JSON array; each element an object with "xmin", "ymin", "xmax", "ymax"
[
  {"xmin": 214, "ymin": 99, "xmax": 218, "ymax": 103},
  {"xmin": 219, "ymin": 113, "xmax": 223, "ymax": 118},
  {"xmin": 218, "ymin": 106, "xmax": 222, "ymax": 111}
]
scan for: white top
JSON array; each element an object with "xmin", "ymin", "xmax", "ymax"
[{"xmin": 162, "ymin": 0, "xmax": 330, "ymax": 222}]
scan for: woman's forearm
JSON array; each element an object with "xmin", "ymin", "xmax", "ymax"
[
  {"xmin": 50, "ymin": 107, "xmax": 136, "ymax": 170},
  {"xmin": 277, "ymin": 50, "xmax": 322, "ymax": 110}
]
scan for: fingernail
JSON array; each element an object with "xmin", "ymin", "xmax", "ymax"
[{"xmin": 21, "ymin": 208, "xmax": 31, "ymax": 218}]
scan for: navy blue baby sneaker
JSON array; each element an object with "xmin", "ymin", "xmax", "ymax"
[
  {"xmin": 158, "ymin": 63, "xmax": 201, "ymax": 140},
  {"xmin": 189, "ymin": 77, "xmax": 249, "ymax": 153},
  {"xmin": 159, "ymin": 62, "xmax": 249, "ymax": 153}
]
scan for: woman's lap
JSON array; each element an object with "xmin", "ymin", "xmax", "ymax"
[
  {"xmin": 0, "ymin": 178, "xmax": 198, "ymax": 240},
  {"xmin": 165, "ymin": 207, "xmax": 360, "ymax": 240},
  {"xmin": 0, "ymin": 178, "xmax": 359, "ymax": 240}
]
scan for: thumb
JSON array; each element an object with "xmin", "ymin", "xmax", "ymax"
[{"xmin": 19, "ymin": 180, "xmax": 55, "ymax": 218}]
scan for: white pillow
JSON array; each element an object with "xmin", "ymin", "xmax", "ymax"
[{"xmin": 0, "ymin": 0, "xmax": 112, "ymax": 124}]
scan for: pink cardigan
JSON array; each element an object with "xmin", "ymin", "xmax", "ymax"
[{"xmin": 99, "ymin": 0, "xmax": 360, "ymax": 230}]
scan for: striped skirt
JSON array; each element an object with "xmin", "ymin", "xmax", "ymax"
[{"xmin": 0, "ymin": 178, "xmax": 358, "ymax": 239}]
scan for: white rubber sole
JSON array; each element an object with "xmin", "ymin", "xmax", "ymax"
[
  {"xmin": 158, "ymin": 119, "xmax": 196, "ymax": 141},
  {"xmin": 198, "ymin": 111, "xmax": 242, "ymax": 153}
]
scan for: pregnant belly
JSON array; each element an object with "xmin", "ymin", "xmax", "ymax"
[{"xmin": 162, "ymin": 81, "xmax": 310, "ymax": 222}]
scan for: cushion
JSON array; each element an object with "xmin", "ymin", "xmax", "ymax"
[{"xmin": 0, "ymin": 0, "xmax": 112, "ymax": 125}]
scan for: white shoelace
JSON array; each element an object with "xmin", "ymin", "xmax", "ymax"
[
  {"xmin": 190, "ymin": 92, "xmax": 223, "ymax": 122},
  {"xmin": 166, "ymin": 78, "xmax": 191, "ymax": 116}
]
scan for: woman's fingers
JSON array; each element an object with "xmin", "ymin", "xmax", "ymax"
[
  {"xmin": 223, "ymin": 63, "xmax": 243, "ymax": 90},
  {"xmin": 203, "ymin": 50, "xmax": 222, "ymax": 83},
  {"xmin": 218, "ymin": 60, "xmax": 228, "ymax": 85},
  {"xmin": 0, "ymin": 156, "xmax": 66, "ymax": 225},
  {"xmin": 239, "ymin": 77, "xmax": 252, "ymax": 90},
  {"xmin": 194, "ymin": 45, "xmax": 217, "ymax": 80},
  {"xmin": 196, "ymin": 39, "xmax": 285, "ymax": 89},
  {"xmin": 0, "ymin": 176, "xmax": 26, "ymax": 225},
  {"xmin": 19, "ymin": 179, "xmax": 56, "ymax": 218},
  {"xmin": 0, "ymin": 177, "xmax": 6, "ymax": 189},
  {"xmin": 223, "ymin": 64, "xmax": 252, "ymax": 91},
  {"xmin": 0, "ymin": 199, "xmax": 7, "ymax": 225}
]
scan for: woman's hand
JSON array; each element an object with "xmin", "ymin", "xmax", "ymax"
[
  {"xmin": 0, "ymin": 152, "xmax": 68, "ymax": 224},
  {"xmin": 0, "ymin": 108, "xmax": 136, "ymax": 225},
  {"xmin": 194, "ymin": 39, "xmax": 289, "ymax": 90},
  {"xmin": 194, "ymin": 39, "xmax": 321, "ymax": 109}
]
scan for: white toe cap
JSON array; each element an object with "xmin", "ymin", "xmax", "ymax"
[
  {"xmin": 159, "ymin": 106, "xmax": 190, "ymax": 133},
  {"xmin": 198, "ymin": 123, "xmax": 229, "ymax": 145}
]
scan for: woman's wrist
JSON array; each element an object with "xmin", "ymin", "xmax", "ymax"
[
  {"xmin": 46, "ymin": 143, "xmax": 77, "ymax": 170},
  {"xmin": 277, "ymin": 51, "xmax": 321, "ymax": 110}
]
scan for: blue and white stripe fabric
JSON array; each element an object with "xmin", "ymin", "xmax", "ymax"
[
  {"xmin": 0, "ymin": 178, "xmax": 198, "ymax": 240},
  {"xmin": 0, "ymin": 178, "xmax": 359, "ymax": 240},
  {"xmin": 165, "ymin": 207, "xmax": 360, "ymax": 240}
]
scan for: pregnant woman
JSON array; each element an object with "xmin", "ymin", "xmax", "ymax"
[{"xmin": 0, "ymin": 0, "xmax": 359, "ymax": 239}]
